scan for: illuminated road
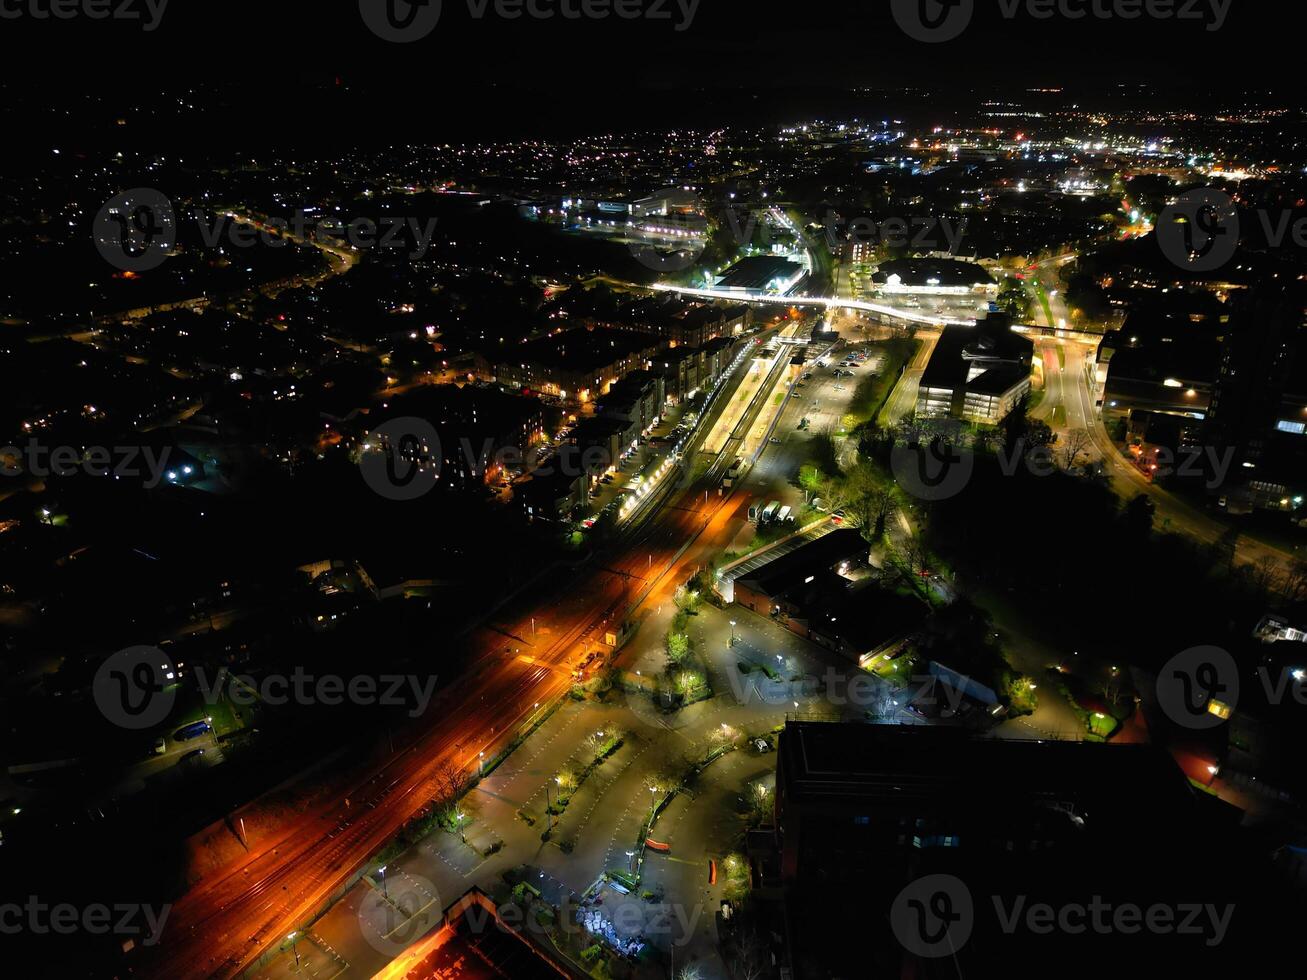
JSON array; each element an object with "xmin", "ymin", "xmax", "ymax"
[
  {"xmin": 649, "ymin": 282, "xmax": 973, "ymax": 326},
  {"xmin": 1025, "ymin": 254, "xmax": 1298, "ymax": 574},
  {"xmin": 882, "ymin": 329, "xmax": 940, "ymax": 425},
  {"xmin": 139, "ymin": 343, "xmax": 782, "ymax": 979}
]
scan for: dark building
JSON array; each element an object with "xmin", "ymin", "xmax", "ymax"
[
  {"xmin": 493, "ymin": 329, "xmax": 664, "ymax": 404},
  {"xmin": 1205, "ymin": 283, "xmax": 1307, "ymax": 513},
  {"xmin": 1098, "ymin": 301, "xmax": 1224, "ymax": 429},
  {"xmin": 723, "ymin": 528, "xmax": 868, "ymax": 611},
  {"xmin": 368, "ymin": 385, "xmax": 545, "ymax": 491},
  {"xmin": 656, "ymin": 334, "xmax": 746, "ymax": 402},
  {"xmin": 518, "ymin": 467, "xmax": 586, "ymax": 522},
  {"xmin": 597, "ymin": 369, "xmax": 666, "ymax": 434},
  {"xmin": 589, "ymin": 296, "xmax": 748, "ymax": 348},
  {"xmin": 763, "ymin": 722, "xmax": 1289, "ymax": 978}
]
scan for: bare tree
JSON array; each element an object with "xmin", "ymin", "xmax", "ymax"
[
  {"xmin": 1280, "ymin": 559, "xmax": 1307, "ymax": 604},
  {"xmin": 430, "ymin": 757, "xmax": 470, "ymax": 823},
  {"xmin": 898, "ymin": 537, "xmax": 930, "ymax": 578},
  {"xmin": 1060, "ymin": 428, "xmax": 1092, "ymax": 470},
  {"xmin": 734, "ymin": 927, "xmax": 769, "ymax": 980},
  {"xmin": 1250, "ymin": 555, "xmax": 1280, "ymax": 596}
]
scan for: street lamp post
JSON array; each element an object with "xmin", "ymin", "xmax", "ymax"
[
  {"xmin": 378, "ymin": 865, "xmax": 387, "ymax": 898},
  {"xmin": 728, "ymin": 620, "xmax": 737, "ymax": 647},
  {"xmin": 288, "ymin": 932, "xmax": 300, "ymax": 970},
  {"xmin": 457, "ymin": 812, "xmax": 466, "ymax": 844}
]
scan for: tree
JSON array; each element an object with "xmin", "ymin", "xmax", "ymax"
[
  {"xmin": 896, "ymin": 536, "xmax": 930, "ymax": 578},
  {"xmin": 1250, "ymin": 555, "xmax": 1280, "ymax": 596},
  {"xmin": 1122, "ymin": 493, "xmax": 1155, "ymax": 538},
  {"xmin": 870, "ymin": 486, "xmax": 896, "ymax": 540},
  {"xmin": 431, "ymin": 757, "xmax": 470, "ymax": 824},
  {"xmin": 1211, "ymin": 526, "xmax": 1240, "ymax": 574},
  {"xmin": 999, "ymin": 397, "xmax": 1053, "ymax": 461},
  {"xmin": 996, "ymin": 278, "xmax": 1031, "ymax": 319},
  {"xmin": 1060, "ymin": 429, "xmax": 1092, "ymax": 470},
  {"xmin": 665, "ymin": 632, "xmax": 691, "ymax": 665},
  {"xmin": 733, "ymin": 928, "xmax": 769, "ymax": 980},
  {"xmin": 554, "ymin": 767, "xmax": 577, "ymax": 794},
  {"xmin": 1281, "ymin": 559, "xmax": 1307, "ymax": 604}
]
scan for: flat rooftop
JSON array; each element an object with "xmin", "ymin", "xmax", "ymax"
[
  {"xmin": 499, "ymin": 329, "xmax": 660, "ymax": 373},
  {"xmin": 716, "ymin": 255, "xmax": 804, "ymax": 292}
]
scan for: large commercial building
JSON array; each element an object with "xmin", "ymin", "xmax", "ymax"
[
  {"xmin": 1098, "ymin": 304, "xmax": 1223, "ymax": 427},
  {"xmin": 1204, "ymin": 283, "xmax": 1307, "ymax": 513},
  {"xmin": 916, "ymin": 312, "xmax": 1033, "ymax": 423},
  {"xmin": 871, "ymin": 257, "xmax": 996, "ymax": 296},
  {"xmin": 757, "ymin": 722, "xmax": 1281, "ymax": 978},
  {"xmin": 714, "ymin": 255, "xmax": 807, "ymax": 296}
]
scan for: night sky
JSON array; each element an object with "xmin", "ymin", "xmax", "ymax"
[{"xmin": 3, "ymin": 0, "xmax": 1303, "ymax": 142}]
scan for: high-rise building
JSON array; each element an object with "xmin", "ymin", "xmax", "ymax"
[{"xmin": 1205, "ymin": 283, "xmax": 1307, "ymax": 512}]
